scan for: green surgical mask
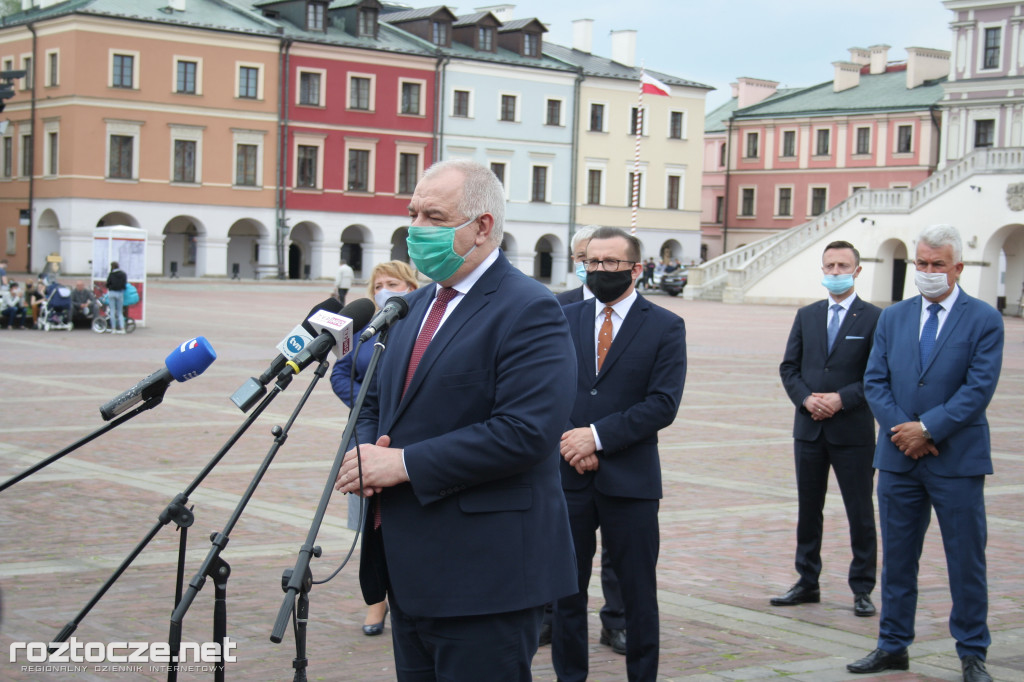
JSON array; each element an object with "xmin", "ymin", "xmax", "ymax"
[{"xmin": 407, "ymin": 216, "xmax": 479, "ymax": 282}]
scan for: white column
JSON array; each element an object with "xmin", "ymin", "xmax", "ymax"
[
  {"xmin": 551, "ymin": 252, "xmax": 569, "ymax": 286},
  {"xmin": 58, "ymin": 227, "xmax": 94, "ymax": 275},
  {"xmin": 199, "ymin": 236, "xmax": 228, "ymax": 277}
]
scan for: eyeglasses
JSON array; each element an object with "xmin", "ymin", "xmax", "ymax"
[{"xmin": 583, "ymin": 259, "xmax": 637, "ymax": 272}]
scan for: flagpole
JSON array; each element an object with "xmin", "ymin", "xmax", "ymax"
[{"xmin": 631, "ymin": 65, "xmax": 644, "ymax": 236}]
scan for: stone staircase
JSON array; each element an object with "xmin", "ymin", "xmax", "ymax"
[{"xmin": 685, "ymin": 147, "xmax": 1024, "ymax": 303}]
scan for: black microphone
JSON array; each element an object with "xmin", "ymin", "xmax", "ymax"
[
  {"xmin": 359, "ymin": 296, "xmax": 410, "ymax": 343},
  {"xmin": 100, "ymin": 337, "xmax": 217, "ymax": 421},
  {"xmin": 279, "ymin": 298, "xmax": 375, "ymax": 378},
  {"xmin": 231, "ymin": 298, "xmax": 345, "ymax": 411}
]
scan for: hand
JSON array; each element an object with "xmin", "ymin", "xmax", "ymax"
[
  {"xmin": 573, "ymin": 454, "xmax": 600, "ymax": 475},
  {"xmin": 889, "ymin": 422, "xmax": 939, "ymax": 459},
  {"xmin": 560, "ymin": 428, "xmax": 597, "ymax": 468},
  {"xmin": 335, "ymin": 435, "xmax": 408, "ymax": 497},
  {"xmin": 804, "ymin": 393, "xmax": 838, "ymax": 420}
]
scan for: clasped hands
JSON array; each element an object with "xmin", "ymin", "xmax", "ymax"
[
  {"xmin": 804, "ymin": 392, "xmax": 842, "ymax": 421},
  {"xmin": 889, "ymin": 422, "xmax": 939, "ymax": 460},
  {"xmin": 561, "ymin": 427, "xmax": 599, "ymax": 475},
  {"xmin": 335, "ymin": 435, "xmax": 409, "ymax": 497}
]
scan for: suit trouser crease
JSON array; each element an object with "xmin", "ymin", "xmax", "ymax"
[
  {"xmin": 876, "ymin": 466, "xmax": 990, "ymax": 659},
  {"xmin": 793, "ymin": 437, "xmax": 877, "ymax": 594}
]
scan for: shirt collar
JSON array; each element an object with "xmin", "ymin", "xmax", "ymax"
[
  {"xmin": 436, "ymin": 248, "xmax": 499, "ymax": 297},
  {"xmin": 594, "ymin": 289, "xmax": 638, "ymax": 320},
  {"xmin": 927, "ymin": 283, "xmax": 960, "ymax": 313},
  {"xmin": 828, "ymin": 291, "xmax": 857, "ymax": 311}
]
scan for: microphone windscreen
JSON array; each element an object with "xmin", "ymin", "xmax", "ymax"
[
  {"xmin": 165, "ymin": 336, "xmax": 217, "ymax": 382},
  {"xmin": 340, "ymin": 297, "xmax": 376, "ymax": 330}
]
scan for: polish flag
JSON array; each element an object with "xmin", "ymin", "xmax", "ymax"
[{"xmin": 641, "ymin": 72, "xmax": 671, "ymax": 97}]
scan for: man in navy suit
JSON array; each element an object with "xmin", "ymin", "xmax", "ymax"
[
  {"xmin": 335, "ymin": 159, "xmax": 578, "ymax": 681},
  {"xmin": 547, "ymin": 224, "xmax": 628, "ymax": 655},
  {"xmin": 848, "ymin": 225, "xmax": 1003, "ymax": 682},
  {"xmin": 551, "ymin": 227, "xmax": 686, "ymax": 682},
  {"xmin": 775, "ymin": 241, "xmax": 881, "ymax": 616}
]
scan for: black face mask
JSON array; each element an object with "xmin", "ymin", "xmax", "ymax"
[{"xmin": 586, "ymin": 269, "xmax": 634, "ymax": 304}]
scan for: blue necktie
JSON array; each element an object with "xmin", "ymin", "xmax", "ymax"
[
  {"xmin": 919, "ymin": 303, "xmax": 942, "ymax": 366},
  {"xmin": 826, "ymin": 303, "xmax": 842, "ymax": 352}
]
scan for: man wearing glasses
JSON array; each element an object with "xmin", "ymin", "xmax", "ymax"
[{"xmin": 551, "ymin": 226, "xmax": 687, "ymax": 682}]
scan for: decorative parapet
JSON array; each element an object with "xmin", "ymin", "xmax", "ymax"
[{"xmin": 688, "ymin": 147, "xmax": 1024, "ymax": 302}]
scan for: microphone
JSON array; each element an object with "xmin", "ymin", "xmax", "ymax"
[
  {"xmin": 359, "ymin": 296, "xmax": 410, "ymax": 342},
  {"xmin": 100, "ymin": 337, "xmax": 217, "ymax": 421},
  {"xmin": 230, "ymin": 298, "xmax": 344, "ymax": 411},
  {"xmin": 280, "ymin": 298, "xmax": 375, "ymax": 378}
]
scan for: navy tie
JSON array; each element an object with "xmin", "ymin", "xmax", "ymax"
[
  {"xmin": 826, "ymin": 303, "xmax": 842, "ymax": 352},
  {"xmin": 919, "ymin": 303, "xmax": 942, "ymax": 366}
]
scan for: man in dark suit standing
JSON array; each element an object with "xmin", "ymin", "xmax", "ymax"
[
  {"xmin": 775, "ymin": 240, "xmax": 881, "ymax": 617},
  {"xmin": 551, "ymin": 227, "xmax": 686, "ymax": 682},
  {"xmin": 548, "ymin": 224, "xmax": 628, "ymax": 656},
  {"xmin": 335, "ymin": 159, "xmax": 578, "ymax": 681},
  {"xmin": 848, "ymin": 225, "xmax": 1003, "ymax": 682}
]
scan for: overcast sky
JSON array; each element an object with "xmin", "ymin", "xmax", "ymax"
[{"xmin": 452, "ymin": 0, "xmax": 955, "ymax": 110}]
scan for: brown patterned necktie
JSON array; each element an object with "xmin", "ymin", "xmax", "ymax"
[{"xmin": 597, "ymin": 306, "xmax": 613, "ymax": 373}]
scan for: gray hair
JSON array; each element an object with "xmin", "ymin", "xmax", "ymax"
[
  {"xmin": 919, "ymin": 224, "xmax": 963, "ymax": 263},
  {"xmin": 422, "ymin": 159, "xmax": 506, "ymax": 247},
  {"xmin": 571, "ymin": 225, "xmax": 598, "ymax": 252}
]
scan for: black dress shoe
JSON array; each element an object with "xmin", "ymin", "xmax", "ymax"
[
  {"xmin": 599, "ymin": 627, "xmax": 626, "ymax": 655},
  {"xmin": 538, "ymin": 621, "xmax": 552, "ymax": 646},
  {"xmin": 770, "ymin": 584, "xmax": 820, "ymax": 606},
  {"xmin": 847, "ymin": 648, "xmax": 909, "ymax": 673},
  {"xmin": 362, "ymin": 604, "xmax": 389, "ymax": 636},
  {"xmin": 961, "ymin": 655, "xmax": 993, "ymax": 682},
  {"xmin": 854, "ymin": 593, "xmax": 876, "ymax": 617}
]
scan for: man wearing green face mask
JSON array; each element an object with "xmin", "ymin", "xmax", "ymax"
[
  {"xmin": 334, "ymin": 159, "xmax": 578, "ymax": 681},
  {"xmin": 775, "ymin": 240, "xmax": 882, "ymax": 617}
]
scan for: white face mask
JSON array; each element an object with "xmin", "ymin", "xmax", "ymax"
[
  {"xmin": 374, "ymin": 288, "xmax": 409, "ymax": 310},
  {"xmin": 914, "ymin": 270, "xmax": 950, "ymax": 299}
]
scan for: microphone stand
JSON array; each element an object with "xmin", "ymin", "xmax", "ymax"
[
  {"xmin": 166, "ymin": 358, "xmax": 326, "ymax": 681},
  {"xmin": 47, "ymin": 377, "xmax": 289, "ymax": 655},
  {"xmin": 270, "ymin": 330, "xmax": 390, "ymax": 682},
  {"xmin": 0, "ymin": 388, "xmax": 169, "ymax": 493}
]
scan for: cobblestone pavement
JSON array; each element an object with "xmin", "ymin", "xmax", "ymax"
[{"xmin": 1, "ymin": 279, "xmax": 1021, "ymax": 681}]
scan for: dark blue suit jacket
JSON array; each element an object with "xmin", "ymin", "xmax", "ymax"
[
  {"xmin": 356, "ymin": 252, "xmax": 579, "ymax": 617},
  {"xmin": 780, "ymin": 296, "xmax": 881, "ymax": 445},
  {"xmin": 560, "ymin": 295, "xmax": 686, "ymax": 499},
  {"xmin": 555, "ymin": 286, "xmax": 585, "ymax": 306},
  {"xmin": 865, "ymin": 289, "xmax": 1003, "ymax": 476}
]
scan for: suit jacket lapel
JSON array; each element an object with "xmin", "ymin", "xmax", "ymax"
[
  {"xmin": 922, "ymin": 291, "xmax": 969, "ymax": 374},
  {"xmin": 578, "ymin": 300, "xmax": 598, "ymax": 378}
]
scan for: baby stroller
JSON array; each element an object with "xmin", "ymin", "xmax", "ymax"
[
  {"xmin": 40, "ymin": 282, "xmax": 74, "ymax": 331},
  {"xmin": 92, "ymin": 289, "xmax": 137, "ymax": 334}
]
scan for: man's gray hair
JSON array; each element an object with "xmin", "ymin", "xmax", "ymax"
[
  {"xmin": 422, "ymin": 159, "xmax": 506, "ymax": 247},
  {"xmin": 919, "ymin": 224, "xmax": 963, "ymax": 263},
  {"xmin": 571, "ymin": 225, "xmax": 598, "ymax": 252}
]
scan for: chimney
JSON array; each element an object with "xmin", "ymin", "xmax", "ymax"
[
  {"xmin": 848, "ymin": 47, "xmax": 870, "ymax": 66},
  {"xmin": 572, "ymin": 18, "xmax": 594, "ymax": 53},
  {"xmin": 610, "ymin": 29, "xmax": 636, "ymax": 68},
  {"xmin": 833, "ymin": 61, "xmax": 861, "ymax": 92},
  {"xmin": 476, "ymin": 4, "xmax": 515, "ymax": 23},
  {"xmin": 869, "ymin": 44, "xmax": 890, "ymax": 74},
  {"xmin": 735, "ymin": 77, "xmax": 779, "ymax": 108},
  {"xmin": 905, "ymin": 46, "xmax": 950, "ymax": 88}
]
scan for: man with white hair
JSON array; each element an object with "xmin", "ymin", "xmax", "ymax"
[{"xmin": 848, "ymin": 224, "xmax": 1003, "ymax": 682}]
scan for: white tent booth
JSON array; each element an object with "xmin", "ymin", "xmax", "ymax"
[{"xmin": 93, "ymin": 226, "xmax": 148, "ymax": 328}]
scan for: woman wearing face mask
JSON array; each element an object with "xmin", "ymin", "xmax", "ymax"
[{"xmin": 329, "ymin": 259, "xmax": 419, "ymax": 636}]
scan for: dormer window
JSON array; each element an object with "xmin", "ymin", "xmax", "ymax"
[
  {"xmin": 358, "ymin": 7, "xmax": 378, "ymax": 37},
  {"xmin": 307, "ymin": 2, "xmax": 325, "ymax": 31},
  {"xmin": 523, "ymin": 33, "xmax": 539, "ymax": 57},
  {"xmin": 432, "ymin": 21, "xmax": 449, "ymax": 46},
  {"xmin": 478, "ymin": 27, "xmax": 493, "ymax": 51}
]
